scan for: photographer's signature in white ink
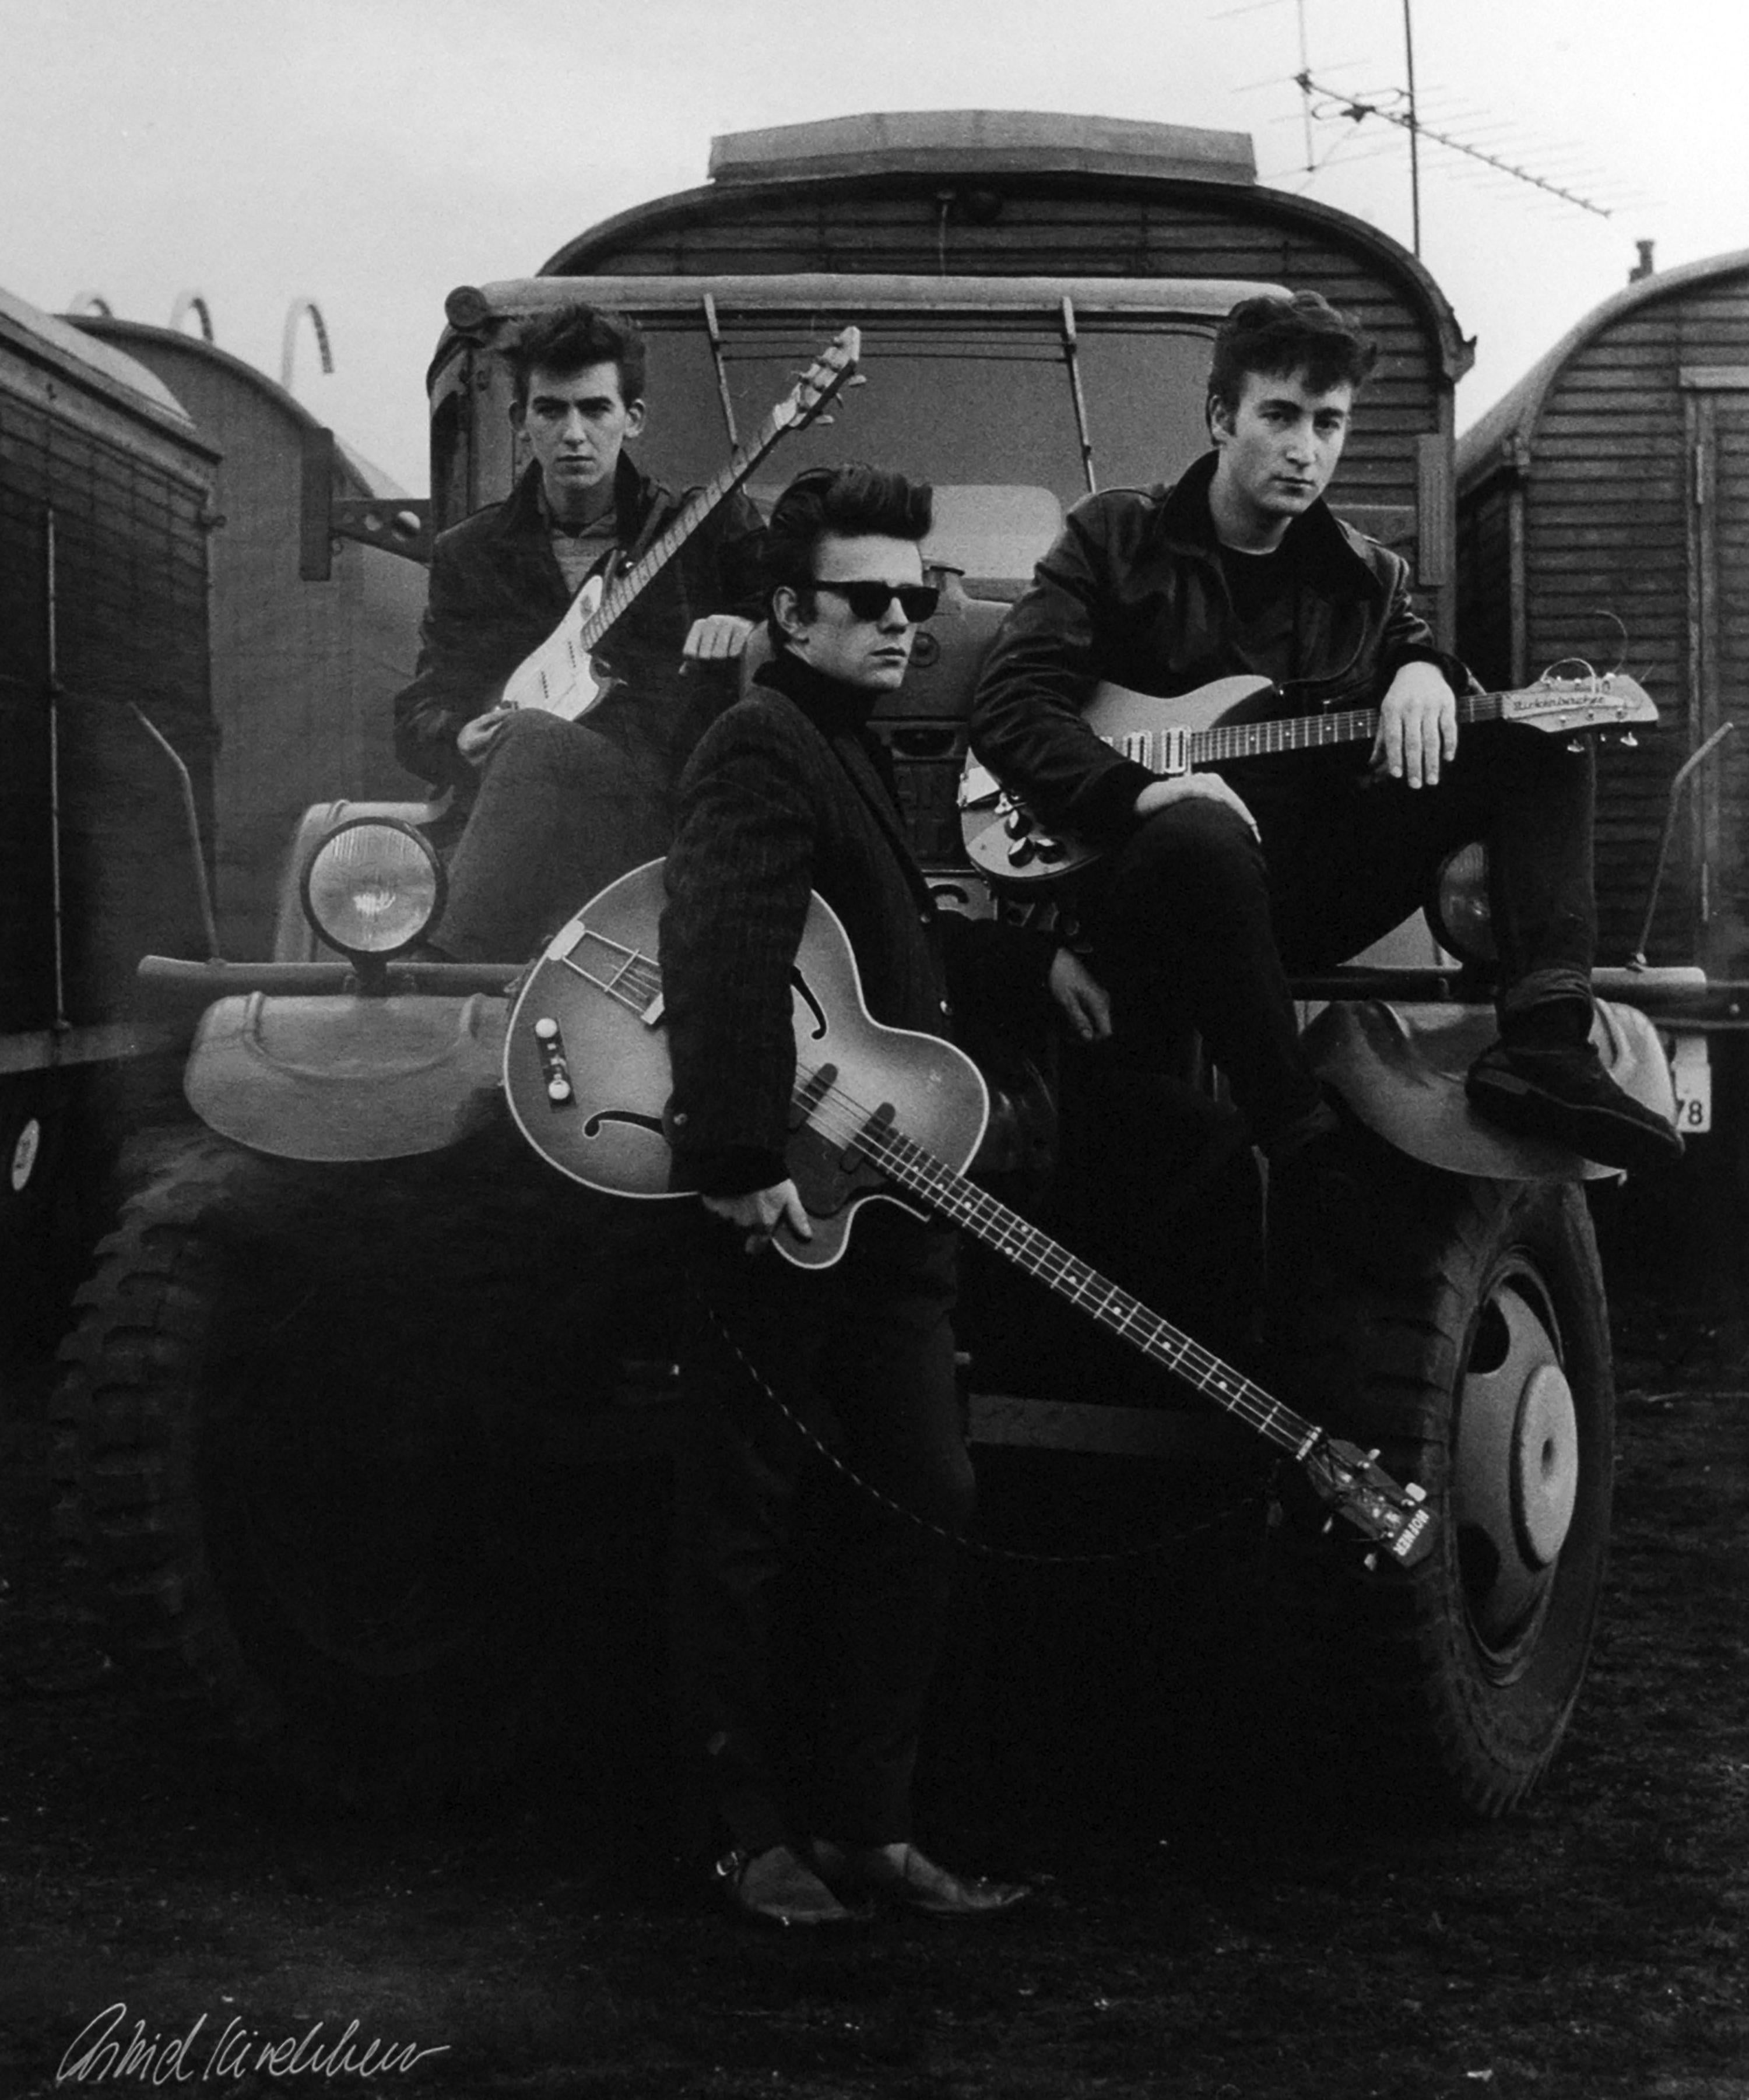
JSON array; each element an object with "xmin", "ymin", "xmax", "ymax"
[{"xmin": 57, "ymin": 2003, "xmax": 451, "ymax": 2084}]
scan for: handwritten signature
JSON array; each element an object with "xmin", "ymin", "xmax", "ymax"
[{"xmin": 57, "ymin": 2003, "xmax": 451, "ymax": 2084}]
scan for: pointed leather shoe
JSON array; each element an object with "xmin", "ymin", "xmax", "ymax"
[
  {"xmin": 812, "ymin": 1839, "xmax": 1029, "ymax": 1919},
  {"xmin": 715, "ymin": 1844, "xmax": 872, "ymax": 1929},
  {"xmin": 1466, "ymin": 1040, "xmax": 1683, "ymax": 1174}
]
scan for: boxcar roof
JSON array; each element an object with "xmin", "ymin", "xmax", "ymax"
[
  {"xmin": 1458, "ymin": 247, "xmax": 1749, "ymax": 495},
  {"xmin": 705, "ymin": 110, "xmax": 1257, "ymax": 188},
  {"xmin": 0, "ymin": 284, "xmax": 215, "ymax": 453},
  {"xmin": 73, "ymin": 317, "xmax": 408, "ymax": 499},
  {"xmin": 529, "ymin": 109, "xmax": 1469, "ymax": 384}
]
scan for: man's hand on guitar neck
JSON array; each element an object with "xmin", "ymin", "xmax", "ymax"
[
  {"xmin": 704, "ymin": 1179, "xmax": 814, "ymax": 1255},
  {"xmin": 1372, "ymin": 660, "xmax": 1458, "ymax": 788}
]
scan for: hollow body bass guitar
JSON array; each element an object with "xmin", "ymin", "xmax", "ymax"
[
  {"xmin": 960, "ymin": 669, "xmax": 1659, "ymax": 886},
  {"xmin": 503, "ymin": 859, "xmax": 1436, "ymax": 1569},
  {"xmin": 500, "ymin": 326, "xmax": 861, "ymax": 723}
]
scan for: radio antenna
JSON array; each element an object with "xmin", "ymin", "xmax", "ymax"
[{"xmin": 1291, "ymin": 0, "xmax": 1611, "ymax": 248}]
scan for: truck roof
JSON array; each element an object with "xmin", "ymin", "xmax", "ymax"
[{"xmin": 444, "ymin": 272, "xmax": 1276, "ymax": 337}]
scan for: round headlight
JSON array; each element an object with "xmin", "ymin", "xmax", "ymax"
[
  {"xmin": 301, "ymin": 818, "xmax": 445, "ymax": 959},
  {"xmin": 1430, "ymin": 842, "xmax": 1497, "ymax": 966}
]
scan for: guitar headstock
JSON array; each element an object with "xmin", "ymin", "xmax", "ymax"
[
  {"xmin": 770, "ymin": 326, "xmax": 862, "ymax": 434},
  {"xmin": 1297, "ymin": 1436, "xmax": 1437, "ymax": 1568},
  {"xmin": 1498, "ymin": 673, "xmax": 1658, "ymax": 737}
]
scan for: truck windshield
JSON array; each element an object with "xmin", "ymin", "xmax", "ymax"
[{"xmin": 634, "ymin": 316, "xmax": 1215, "ymax": 519}]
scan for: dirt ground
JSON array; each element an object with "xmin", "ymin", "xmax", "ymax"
[{"xmin": 3, "ymin": 1254, "xmax": 1748, "ymax": 2100}]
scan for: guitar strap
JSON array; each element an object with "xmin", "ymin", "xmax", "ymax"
[{"xmin": 689, "ymin": 1283, "xmax": 1262, "ymax": 1570}]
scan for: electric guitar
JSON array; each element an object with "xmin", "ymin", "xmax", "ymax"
[
  {"xmin": 960, "ymin": 669, "xmax": 1659, "ymax": 887},
  {"xmin": 500, "ymin": 326, "xmax": 862, "ymax": 722},
  {"xmin": 502, "ymin": 859, "xmax": 1437, "ymax": 1570}
]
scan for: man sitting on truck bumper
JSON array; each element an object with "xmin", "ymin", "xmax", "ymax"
[
  {"xmin": 970, "ymin": 289, "xmax": 1684, "ymax": 1184},
  {"xmin": 391, "ymin": 301, "xmax": 764, "ymax": 961}
]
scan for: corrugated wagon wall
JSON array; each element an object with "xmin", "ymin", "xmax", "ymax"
[
  {"xmin": 1679, "ymin": 281, "xmax": 1749, "ymax": 975},
  {"xmin": 85, "ymin": 332, "xmax": 426, "ymax": 960},
  {"xmin": 1, "ymin": 353, "xmax": 214, "ymax": 1033},
  {"xmin": 1522, "ymin": 270, "xmax": 1749, "ymax": 972},
  {"xmin": 1455, "ymin": 478, "xmax": 1515, "ymax": 692}
]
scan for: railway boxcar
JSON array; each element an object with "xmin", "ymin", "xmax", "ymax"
[
  {"xmin": 1457, "ymin": 249, "xmax": 1749, "ymax": 1153},
  {"xmin": 72, "ymin": 319, "xmax": 428, "ymax": 961},
  {"xmin": 0, "ymin": 288, "xmax": 217, "ymax": 1357}
]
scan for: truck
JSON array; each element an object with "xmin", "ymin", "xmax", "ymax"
[{"xmin": 48, "ymin": 112, "xmax": 1697, "ymax": 1822}]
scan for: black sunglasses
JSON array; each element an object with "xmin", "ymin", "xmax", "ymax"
[{"xmin": 809, "ymin": 579, "xmax": 940, "ymax": 624}]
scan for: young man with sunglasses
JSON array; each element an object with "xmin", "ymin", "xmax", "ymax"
[
  {"xmin": 970, "ymin": 290, "xmax": 1681, "ymax": 1184},
  {"xmin": 659, "ymin": 464, "xmax": 1104, "ymax": 1928},
  {"xmin": 392, "ymin": 301, "xmax": 764, "ymax": 960}
]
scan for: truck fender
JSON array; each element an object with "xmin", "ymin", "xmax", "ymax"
[
  {"xmin": 1305, "ymin": 997, "xmax": 1676, "ymax": 1181},
  {"xmin": 184, "ymin": 993, "xmax": 505, "ymax": 1162}
]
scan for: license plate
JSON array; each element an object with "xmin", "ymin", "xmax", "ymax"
[{"xmin": 1669, "ymin": 1032, "xmax": 1712, "ymax": 1134}]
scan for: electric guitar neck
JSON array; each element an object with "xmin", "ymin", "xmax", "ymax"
[{"xmin": 961, "ymin": 668, "xmax": 1658, "ymax": 885}]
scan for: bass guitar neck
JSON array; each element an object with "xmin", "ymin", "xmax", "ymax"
[{"xmin": 503, "ymin": 860, "xmax": 1437, "ymax": 1569}]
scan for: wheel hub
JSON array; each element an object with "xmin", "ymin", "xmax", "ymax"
[
  {"xmin": 1511, "ymin": 1362, "xmax": 1579, "ymax": 1568},
  {"xmin": 9, "ymin": 1116, "xmax": 42, "ymax": 1195},
  {"xmin": 1453, "ymin": 1277, "xmax": 1575, "ymax": 1658}
]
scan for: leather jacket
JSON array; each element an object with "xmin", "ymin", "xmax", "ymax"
[
  {"xmin": 392, "ymin": 455, "xmax": 764, "ymax": 792},
  {"xmin": 970, "ymin": 450, "xmax": 1465, "ymax": 849}
]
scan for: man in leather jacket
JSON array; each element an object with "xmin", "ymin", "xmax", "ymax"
[
  {"xmin": 970, "ymin": 289, "xmax": 1680, "ymax": 1177},
  {"xmin": 392, "ymin": 302, "xmax": 763, "ymax": 961}
]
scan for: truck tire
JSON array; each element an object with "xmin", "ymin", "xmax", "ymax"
[
  {"xmin": 1269, "ymin": 1170, "xmax": 1613, "ymax": 1820},
  {"xmin": 49, "ymin": 1127, "xmax": 565, "ymax": 1811}
]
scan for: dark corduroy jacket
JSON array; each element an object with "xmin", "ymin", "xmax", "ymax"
[
  {"xmin": 969, "ymin": 449, "xmax": 1467, "ymax": 850},
  {"xmin": 661, "ymin": 652, "xmax": 1053, "ymax": 1198},
  {"xmin": 392, "ymin": 455, "xmax": 764, "ymax": 793}
]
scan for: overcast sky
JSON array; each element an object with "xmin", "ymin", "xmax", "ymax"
[{"xmin": 2, "ymin": 0, "xmax": 1743, "ymax": 493}]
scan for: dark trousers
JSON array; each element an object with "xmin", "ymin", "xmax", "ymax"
[
  {"xmin": 439, "ymin": 710, "xmax": 673, "ymax": 962},
  {"xmin": 670, "ymin": 1211, "xmax": 974, "ymax": 1856},
  {"xmin": 1090, "ymin": 724, "xmax": 1598, "ymax": 1148}
]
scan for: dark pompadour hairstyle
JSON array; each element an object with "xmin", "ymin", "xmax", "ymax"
[
  {"xmin": 1207, "ymin": 290, "xmax": 1377, "ymax": 413},
  {"xmin": 503, "ymin": 302, "xmax": 647, "ymax": 411},
  {"xmin": 764, "ymin": 465, "xmax": 933, "ymax": 642}
]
